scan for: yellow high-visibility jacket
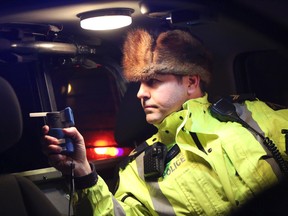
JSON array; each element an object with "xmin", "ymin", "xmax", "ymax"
[{"xmin": 74, "ymin": 94, "xmax": 288, "ymax": 216}]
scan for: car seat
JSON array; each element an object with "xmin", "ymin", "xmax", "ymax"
[
  {"xmin": 0, "ymin": 76, "xmax": 61, "ymax": 216},
  {"xmin": 232, "ymin": 49, "xmax": 288, "ymax": 215}
]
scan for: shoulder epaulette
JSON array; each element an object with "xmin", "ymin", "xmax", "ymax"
[
  {"xmin": 228, "ymin": 94, "xmax": 287, "ymax": 110},
  {"xmin": 265, "ymin": 101, "xmax": 287, "ymax": 110},
  {"xmin": 228, "ymin": 94, "xmax": 257, "ymax": 103}
]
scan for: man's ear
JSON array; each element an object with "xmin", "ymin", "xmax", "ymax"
[
  {"xmin": 187, "ymin": 75, "xmax": 201, "ymax": 95},
  {"xmin": 188, "ymin": 75, "xmax": 200, "ymax": 87}
]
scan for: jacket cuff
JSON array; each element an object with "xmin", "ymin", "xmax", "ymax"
[{"xmin": 74, "ymin": 163, "xmax": 98, "ymax": 190}]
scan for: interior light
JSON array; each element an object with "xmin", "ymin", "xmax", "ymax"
[
  {"xmin": 67, "ymin": 83, "xmax": 72, "ymax": 94},
  {"xmin": 77, "ymin": 8, "xmax": 134, "ymax": 31}
]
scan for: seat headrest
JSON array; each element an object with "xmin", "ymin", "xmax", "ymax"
[
  {"xmin": 234, "ymin": 50, "xmax": 288, "ymax": 106},
  {"xmin": 0, "ymin": 77, "xmax": 23, "ymax": 153}
]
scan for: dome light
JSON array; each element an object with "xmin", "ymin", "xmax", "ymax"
[{"xmin": 78, "ymin": 8, "xmax": 134, "ymax": 31}]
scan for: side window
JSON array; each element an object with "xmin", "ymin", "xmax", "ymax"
[
  {"xmin": 50, "ymin": 63, "xmax": 124, "ymax": 152},
  {"xmin": 234, "ymin": 50, "xmax": 288, "ymax": 107},
  {"xmin": 0, "ymin": 61, "xmax": 50, "ymax": 173}
]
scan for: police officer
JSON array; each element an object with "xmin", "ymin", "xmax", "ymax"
[{"xmin": 42, "ymin": 28, "xmax": 288, "ymax": 215}]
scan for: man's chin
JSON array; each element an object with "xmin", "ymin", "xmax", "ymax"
[{"xmin": 146, "ymin": 115, "xmax": 163, "ymax": 125}]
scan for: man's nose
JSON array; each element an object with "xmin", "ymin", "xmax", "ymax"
[{"xmin": 137, "ymin": 83, "xmax": 149, "ymax": 99}]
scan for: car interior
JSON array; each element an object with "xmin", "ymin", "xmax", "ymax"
[
  {"xmin": 0, "ymin": 77, "xmax": 61, "ymax": 216},
  {"xmin": 0, "ymin": 0, "xmax": 287, "ymax": 215}
]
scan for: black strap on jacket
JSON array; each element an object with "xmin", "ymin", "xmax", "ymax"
[
  {"xmin": 190, "ymin": 132, "xmax": 207, "ymax": 154},
  {"xmin": 118, "ymin": 141, "xmax": 149, "ymax": 170}
]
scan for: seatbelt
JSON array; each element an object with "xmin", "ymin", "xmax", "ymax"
[{"xmin": 209, "ymin": 97, "xmax": 288, "ymax": 176}]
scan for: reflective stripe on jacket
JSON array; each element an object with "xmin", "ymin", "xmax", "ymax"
[{"xmin": 74, "ymin": 94, "xmax": 288, "ymax": 215}]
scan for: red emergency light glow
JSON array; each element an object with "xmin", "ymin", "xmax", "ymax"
[
  {"xmin": 94, "ymin": 139, "xmax": 109, "ymax": 146},
  {"xmin": 94, "ymin": 147, "xmax": 124, "ymax": 156},
  {"xmin": 84, "ymin": 130, "xmax": 133, "ymax": 160},
  {"xmin": 86, "ymin": 147, "xmax": 132, "ymax": 161},
  {"xmin": 84, "ymin": 130, "xmax": 116, "ymax": 147}
]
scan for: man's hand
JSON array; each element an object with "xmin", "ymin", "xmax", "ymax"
[{"xmin": 42, "ymin": 125, "xmax": 91, "ymax": 177}]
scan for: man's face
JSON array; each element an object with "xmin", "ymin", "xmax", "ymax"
[{"xmin": 137, "ymin": 74, "xmax": 191, "ymax": 124}]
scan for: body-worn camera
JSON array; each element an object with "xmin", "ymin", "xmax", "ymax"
[{"xmin": 144, "ymin": 142, "xmax": 167, "ymax": 180}]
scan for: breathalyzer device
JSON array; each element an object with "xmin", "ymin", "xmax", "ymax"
[{"xmin": 30, "ymin": 107, "xmax": 75, "ymax": 155}]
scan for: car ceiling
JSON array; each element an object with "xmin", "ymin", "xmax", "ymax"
[
  {"xmin": 1, "ymin": 0, "xmax": 287, "ymax": 98},
  {"xmin": 1, "ymin": 0, "xmax": 287, "ymax": 46}
]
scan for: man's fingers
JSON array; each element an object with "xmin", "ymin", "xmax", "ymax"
[
  {"xmin": 42, "ymin": 142, "xmax": 63, "ymax": 155},
  {"xmin": 42, "ymin": 125, "xmax": 49, "ymax": 134},
  {"xmin": 63, "ymin": 127, "xmax": 84, "ymax": 143}
]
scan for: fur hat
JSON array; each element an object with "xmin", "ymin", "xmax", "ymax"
[{"xmin": 122, "ymin": 28, "xmax": 212, "ymax": 86}]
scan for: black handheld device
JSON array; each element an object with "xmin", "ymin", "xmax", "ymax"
[
  {"xmin": 144, "ymin": 142, "xmax": 167, "ymax": 180},
  {"xmin": 45, "ymin": 107, "xmax": 75, "ymax": 155}
]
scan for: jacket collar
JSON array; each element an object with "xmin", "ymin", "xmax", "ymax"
[{"xmin": 154, "ymin": 94, "xmax": 209, "ymax": 145}]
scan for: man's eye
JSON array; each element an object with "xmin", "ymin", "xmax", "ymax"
[{"xmin": 147, "ymin": 79, "xmax": 159, "ymax": 85}]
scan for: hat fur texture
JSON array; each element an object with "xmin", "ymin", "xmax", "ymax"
[{"xmin": 122, "ymin": 28, "xmax": 212, "ymax": 85}]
